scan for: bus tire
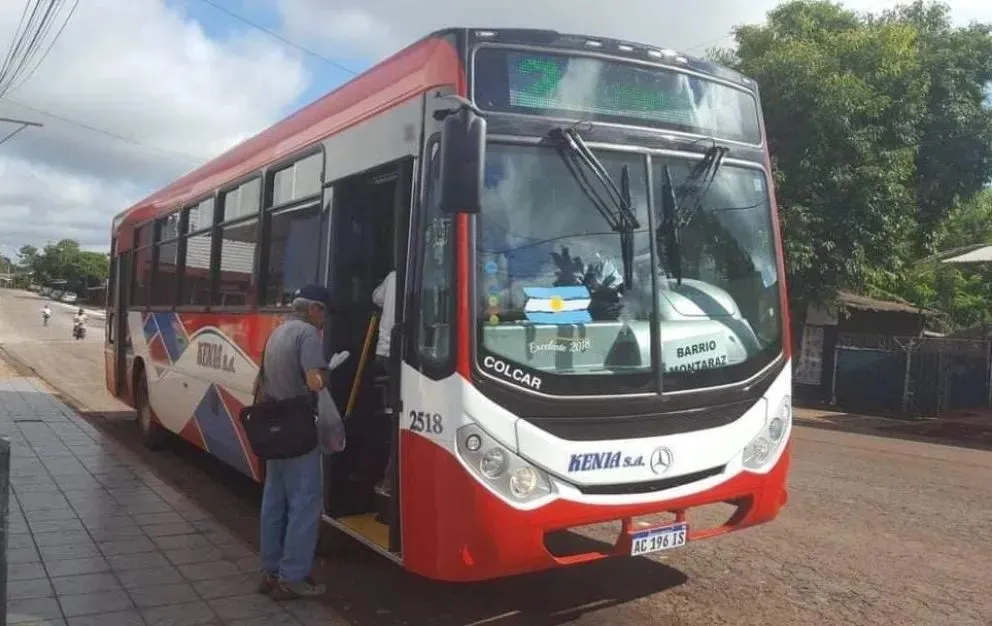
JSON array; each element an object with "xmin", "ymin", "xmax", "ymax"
[{"xmin": 135, "ymin": 369, "xmax": 168, "ymax": 450}]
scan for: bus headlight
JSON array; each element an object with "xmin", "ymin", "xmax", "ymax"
[
  {"xmin": 480, "ymin": 448, "xmax": 508, "ymax": 479},
  {"xmin": 509, "ymin": 467, "xmax": 538, "ymax": 498},
  {"xmin": 743, "ymin": 395, "xmax": 791, "ymax": 471},
  {"xmin": 457, "ymin": 423, "xmax": 554, "ymax": 503}
]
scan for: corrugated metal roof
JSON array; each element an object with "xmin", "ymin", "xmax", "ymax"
[
  {"xmin": 940, "ymin": 245, "xmax": 992, "ymax": 264},
  {"xmin": 836, "ymin": 291, "xmax": 934, "ymax": 315}
]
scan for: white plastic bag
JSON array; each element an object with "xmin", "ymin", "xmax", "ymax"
[
  {"xmin": 316, "ymin": 387, "xmax": 346, "ymax": 454},
  {"xmin": 328, "ymin": 350, "xmax": 350, "ymax": 371}
]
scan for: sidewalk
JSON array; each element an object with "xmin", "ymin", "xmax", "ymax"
[
  {"xmin": 1, "ymin": 369, "xmax": 341, "ymax": 625},
  {"xmin": 794, "ymin": 405, "xmax": 992, "ymax": 447}
]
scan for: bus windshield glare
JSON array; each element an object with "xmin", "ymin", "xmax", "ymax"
[
  {"xmin": 477, "ymin": 143, "xmax": 783, "ymax": 392},
  {"xmin": 473, "ymin": 47, "xmax": 762, "ymax": 144}
]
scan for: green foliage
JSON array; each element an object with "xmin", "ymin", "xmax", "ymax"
[
  {"xmin": 715, "ymin": 0, "xmax": 992, "ymax": 321},
  {"xmin": 875, "ymin": 190, "xmax": 992, "ymax": 330},
  {"xmin": 19, "ymin": 239, "xmax": 109, "ymax": 296},
  {"xmin": 876, "ymin": 2, "xmax": 992, "ymax": 253},
  {"xmin": 17, "ymin": 245, "xmax": 38, "ymax": 267}
]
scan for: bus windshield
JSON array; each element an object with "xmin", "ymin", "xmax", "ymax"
[{"xmin": 476, "ymin": 143, "xmax": 783, "ymax": 393}]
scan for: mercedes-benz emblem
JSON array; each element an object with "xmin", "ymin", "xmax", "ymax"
[{"xmin": 650, "ymin": 446, "xmax": 674, "ymax": 475}]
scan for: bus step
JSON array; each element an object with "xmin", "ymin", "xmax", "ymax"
[{"xmin": 337, "ymin": 513, "xmax": 389, "ymax": 550}]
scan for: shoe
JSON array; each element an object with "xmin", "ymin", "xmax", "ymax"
[
  {"xmin": 256, "ymin": 571, "xmax": 277, "ymax": 594},
  {"xmin": 270, "ymin": 576, "xmax": 326, "ymax": 601}
]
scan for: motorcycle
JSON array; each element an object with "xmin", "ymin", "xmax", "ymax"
[{"xmin": 72, "ymin": 321, "xmax": 86, "ymax": 340}]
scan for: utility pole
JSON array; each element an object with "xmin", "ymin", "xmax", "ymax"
[
  {"xmin": 0, "ymin": 116, "xmax": 43, "ymax": 147},
  {"xmin": 0, "ymin": 115, "xmax": 41, "ymax": 626}
]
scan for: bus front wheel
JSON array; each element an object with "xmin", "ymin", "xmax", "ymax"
[{"xmin": 135, "ymin": 369, "xmax": 168, "ymax": 450}]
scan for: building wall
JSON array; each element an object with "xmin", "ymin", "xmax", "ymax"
[
  {"xmin": 794, "ymin": 306, "xmax": 926, "ymax": 407},
  {"xmin": 837, "ymin": 309, "xmax": 925, "ymax": 336}
]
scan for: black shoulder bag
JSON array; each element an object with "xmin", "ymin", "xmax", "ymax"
[{"xmin": 239, "ymin": 346, "xmax": 318, "ymax": 460}]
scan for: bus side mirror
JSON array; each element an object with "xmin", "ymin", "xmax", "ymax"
[{"xmin": 438, "ymin": 106, "xmax": 486, "ymax": 215}]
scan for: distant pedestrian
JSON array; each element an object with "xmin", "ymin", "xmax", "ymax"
[{"xmin": 255, "ymin": 284, "xmax": 333, "ymax": 600}]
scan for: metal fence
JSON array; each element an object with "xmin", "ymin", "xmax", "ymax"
[{"xmin": 831, "ymin": 333, "xmax": 992, "ymax": 416}]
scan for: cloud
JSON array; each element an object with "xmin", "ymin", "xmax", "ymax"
[
  {"xmin": 276, "ymin": 0, "xmax": 992, "ymax": 60},
  {"xmin": 0, "ymin": 0, "xmax": 310, "ymax": 257},
  {"xmin": 4, "ymin": 0, "xmax": 988, "ymax": 263}
]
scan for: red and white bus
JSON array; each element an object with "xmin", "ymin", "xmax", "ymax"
[{"xmin": 105, "ymin": 27, "xmax": 792, "ymax": 582}]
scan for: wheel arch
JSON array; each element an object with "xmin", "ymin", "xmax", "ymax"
[{"xmin": 130, "ymin": 356, "xmax": 146, "ymax": 402}]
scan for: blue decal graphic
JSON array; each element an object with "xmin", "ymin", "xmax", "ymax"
[
  {"xmin": 484, "ymin": 261, "xmax": 498, "ymax": 275},
  {"xmin": 193, "ymin": 384, "xmax": 253, "ymax": 478},
  {"xmin": 568, "ymin": 451, "xmax": 645, "ymax": 472},
  {"xmin": 488, "ymin": 283, "xmax": 501, "ymax": 295},
  {"xmin": 523, "ymin": 286, "xmax": 592, "ymax": 324},
  {"xmin": 142, "ymin": 313, "xmax": 160, "ymax": 343},
  {"xmin": 154, "ymin": 312, "xmax": 189, "ymax": 363}
]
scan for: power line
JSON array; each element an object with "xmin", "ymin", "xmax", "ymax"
[
  {"xmin": 0, "ymin": 1, "xmax": 39, "ymax": 92},
  {"xmin": 4, "ymin": 0, "xmax": 80, "ymax": 97},
  {"xmin": 4, "ymin": 99, "xmax": 206, "ymax": 164},
  {"xmin": 683, "ymin": 31, "xmax": 735, "ymax": 54},
  {"xmin": 196, "ymin": 0, "xmax": 358, "ymax": 76},
  {"xmin": 0, "ymin": 1, "xmax": 79, "ymax": 101}
]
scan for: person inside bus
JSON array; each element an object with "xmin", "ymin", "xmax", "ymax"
[
  {"xmin": 256, "ymin": 283, "xmax": 334, "ymax": 600},
  {"xmin": 371, "ymin": 268, "xmax": 396, "ymax": 498}
]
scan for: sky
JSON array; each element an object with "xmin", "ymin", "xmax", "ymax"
[{"xmin": 0, "ymin": 0, "xmax": 991, "ymax": 261}]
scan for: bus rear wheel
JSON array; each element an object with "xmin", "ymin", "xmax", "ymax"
[{"xmin": 135, "ymin": 370, "xmax": 168, "ymax": 450}]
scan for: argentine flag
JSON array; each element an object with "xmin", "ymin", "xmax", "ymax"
[{"xmin": 523, "ymin": 286, "xmax": 592, "ymax": 324}]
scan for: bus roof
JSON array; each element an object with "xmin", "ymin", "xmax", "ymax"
[
  {"xmin": 112, "ymin": 33, "xmax": 464, "ymax": 252},
  {"xmin": 111, "ymin": 27, "xmax": 752, "ymax": 252}
]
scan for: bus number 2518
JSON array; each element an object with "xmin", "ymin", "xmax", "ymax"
[{"xmin": 409, "ymin": 410, "xmax": 443, "ymax": 434}]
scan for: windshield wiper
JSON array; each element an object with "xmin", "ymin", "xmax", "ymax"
[
  {"xmin": 657, "ymin": 144, "xmax": 730, "ymax": 287},
  {"xmin": 676, "ymin": 144, "xmax": 729, "ymax": 230},
  {"xmin": 660, "ymin": 164, "xmax": 683, "ymax": 286},
  {"xmin": 549, "ymin": 126, "xmax": 640, "ymax": 288}
]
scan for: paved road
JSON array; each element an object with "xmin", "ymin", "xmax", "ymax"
[
  {"xmin": 0, "ymin": 290, "xmax": 124, "ymax": 414},
  {"xmin": 1, "ymin": 288, "xmax": 990, "ymax": 626}
]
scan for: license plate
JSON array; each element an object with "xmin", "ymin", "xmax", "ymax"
[{"xmin": 629, "ymin": 522, "xmax": 688, "ymax": 556}]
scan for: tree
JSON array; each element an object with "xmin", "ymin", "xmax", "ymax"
[
  {"xmin": 713, "ymin": 0, "xmax": 992, "ymax": 316},
  {"xmin": 17, "ymin": 244, "xmax": 38, "ymax": 268},
  {"xmin": 876, "ymin": 2, "xmax": 992, "ymax": 253},
  {"xmin": 714, "ymin": 1, "xmax": 927, "ymax": 310},
  {"xmin": 17, "ymin": 239, "xmax": 108, "ymax": 295},
  {"xmin": 879, "ymin": 189, "xmax": 992, "ymax": 331}
]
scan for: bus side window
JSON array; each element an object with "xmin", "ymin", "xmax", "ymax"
[{"xmin": 416, "ymin": 140, "xmax": 452, "ymax": 365}]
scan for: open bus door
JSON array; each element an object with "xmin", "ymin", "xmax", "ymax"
[
  {"xmin": 319, "ymin": 156, "xmax": 413, "ymax": 562},
  {"xmin": 317, "ymin": 87, "xmax": 451, "ymax": 563}
]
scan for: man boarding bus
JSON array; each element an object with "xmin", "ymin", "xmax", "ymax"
[{"xmin": 105, "ymin": 27, "xmax": 792, "ymax": 582}]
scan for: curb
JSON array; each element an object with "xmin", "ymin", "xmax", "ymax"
[{"xmin": 794, "ymin": 412, "xmax": 992, "ymax": 450}]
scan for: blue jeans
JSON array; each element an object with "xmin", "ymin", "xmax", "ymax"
[{"xmin": 259, "ymin": 447, "xmax": 322, "ymax": 583}]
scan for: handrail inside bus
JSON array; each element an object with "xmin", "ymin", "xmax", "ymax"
[{"xmin": 346, "ymin": 313, "xmax": 380, "ymax": 417}]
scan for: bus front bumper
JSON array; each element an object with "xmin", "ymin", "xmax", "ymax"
[{"xmin": 400, "ymin": 434, "xmax": 792, "ymax": 582}]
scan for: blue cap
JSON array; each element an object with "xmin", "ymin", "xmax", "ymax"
[{"xmin": 293, "ymin": 284, "xmax": 333, "ymax": 309}]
